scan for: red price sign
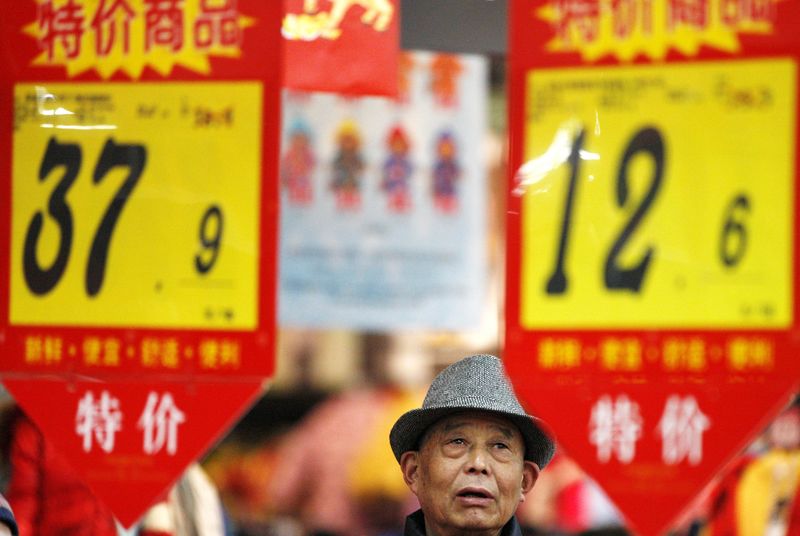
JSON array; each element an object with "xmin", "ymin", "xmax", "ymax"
[
  {"xmin": 0, "ymin": 1, "xmax": 281, "ymax": 527},
  {"xmin": 506, "ymin": 1, "xmax": 800, "ymax": 534}
]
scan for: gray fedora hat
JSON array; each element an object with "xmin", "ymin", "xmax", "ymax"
[{"xmin": 389, "ymin": 354, "xmax": 555, "ymax": 468}]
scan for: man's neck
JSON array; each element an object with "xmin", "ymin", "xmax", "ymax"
[{"xmin": 423, "ymin": 519, "xmax": 506, "ymax": 536}]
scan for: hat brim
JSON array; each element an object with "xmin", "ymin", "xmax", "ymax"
[{"xmin": 389, "ymin": 406, "xmax": 556, "ymax": 469}]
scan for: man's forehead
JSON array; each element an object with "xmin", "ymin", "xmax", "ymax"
[{"xmin": 430, "ymin": 411, "xmax": 521, "ymax": 438}]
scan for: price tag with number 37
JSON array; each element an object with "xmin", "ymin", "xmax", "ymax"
[
  {"xmin": 518, "ymin": 59, "xmax": 795, "ymax": 329},
  {"xmin": 11, "ymin": 82, "xmax": 263, "ymax": 329}
]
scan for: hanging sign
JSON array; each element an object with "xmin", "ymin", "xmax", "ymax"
[
  {"xmin": 0, "ymin": 0, "xmax": 281, "ymax": 527},
  {"xmin": 505, "ymin": 1, "xmax": 800, "ymax": 534},
  {"xmin": 282, "ymin": 0, "xmax": 399, "ymax": 97}
]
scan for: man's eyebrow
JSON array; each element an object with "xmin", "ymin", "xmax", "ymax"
[
  {"xmin": 439, "ymin": 421, "xmax": 516, "ymax": 439},
  {"xmin": 493, "ymin": 426, "xmax": 514, "ymax": 439},
  {"xmin": 441, "ymin": 421, "xmax": 467, "ymax": 433}
]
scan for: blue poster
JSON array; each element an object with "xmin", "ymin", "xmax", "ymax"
[{"xmin": 279, "ymin": 51, "xmax": 488, "ymax": 330}]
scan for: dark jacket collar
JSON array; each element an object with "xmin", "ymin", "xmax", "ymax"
[{"xmin": 403, "ymin": 509, "xmax": 522, "ymax": 536}]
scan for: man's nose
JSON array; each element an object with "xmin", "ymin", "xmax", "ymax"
[{"xmin": 465, "ymin": 447, "xmax": 490, "ymax": 474}]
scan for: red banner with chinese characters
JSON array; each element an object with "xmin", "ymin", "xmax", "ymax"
[
  {"xmin": 282, "ymin": 0, "xmax": 399, "ymax": 97},
  {"xmin": 506, "ymin": 1, "xmax": 800, "ymax": 534},
  {"xmin": 0, "ymin": 0, "xmax": 280, "ymax": 527}
]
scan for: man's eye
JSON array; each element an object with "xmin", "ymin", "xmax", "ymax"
[
  {"xmin": 449, "ymin": 438, "xmax": 466, "ymax": 445},
  {"xmin": 494, "ymin": 442, "xmax": 510, "ymax": 450}
]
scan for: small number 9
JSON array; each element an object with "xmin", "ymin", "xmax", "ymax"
[{"xmin": 195, "ymin": 205, "xmax": 223, "ymax": 275}]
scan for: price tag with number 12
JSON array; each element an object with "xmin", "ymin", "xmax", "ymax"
[{"xmin": 519, "ymin": 59, "xmax": 795, "ymax": 329}]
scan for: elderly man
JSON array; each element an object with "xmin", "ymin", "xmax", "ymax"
[{"xmin": 390, "ymin": 354, "xmax": 555, "ymax": 536}]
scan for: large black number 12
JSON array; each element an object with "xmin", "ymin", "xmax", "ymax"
[
  {"xmin": 604, "ymin": 127, "xmax": 664, "ymax": 291},
  {"xmin": 546, "ymin": 126, "xmax": 665, "ymax": 295},
  {"xmin": 545, "ymin": 129, "xmax": 585, "ymax": 294}
]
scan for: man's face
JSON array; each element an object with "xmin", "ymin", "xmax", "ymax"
[{"xmin": 401, "ymin": 411, "xmax": 539, "ymax": 536}]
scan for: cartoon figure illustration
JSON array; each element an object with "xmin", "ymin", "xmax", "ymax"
[
  {"xmin": 430, "ymin": 54, "xmax": 463, "ymax": 108},
  {"xmin": 382, "ymin": 125, "xmax": 413, "ymax": 213},
  {"xmin": 331, "ymin": 119, "xmax": 365, "ymax": 210},
  {"xmin": 281, "ymin": 120, "xmax": 316, "ymax": 205},
  {"xmin": 432, "ymin": 131, "xmax": 461, "ymax": 213},
  {"xmin": 284, "ymin": 0, "xmax": 394, "ymax": 40},
  {"xmin": 398, "ymin": 52, "xmax": 416, "ymax": 103}
]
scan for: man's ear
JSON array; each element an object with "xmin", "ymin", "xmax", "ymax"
[
  {"xmin": 519, "ymin": 461, "xmax": 540, "ymax": 501},
  {"xmin": 400, "ymin": 451, "xmax": 421, "ymax": 494}
]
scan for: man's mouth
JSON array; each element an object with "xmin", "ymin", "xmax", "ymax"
[{"xmin": 456, "ymin": 487, "xmax": 493, "ymax": 500}]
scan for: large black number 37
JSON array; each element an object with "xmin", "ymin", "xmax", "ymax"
[{"xmin": 23, "ymin": 136, "xmax": 146, "ymax": 298}]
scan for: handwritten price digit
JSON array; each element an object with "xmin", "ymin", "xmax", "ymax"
[
  {"xmin": 23, "ymin": 136, "xmax": 146, "ymax": 298},
  {"xmin": 195, "ymin": 205, "xmax": 224, "ymax": 275},
  {"xmin": 544, "ymin": 126, "xmax": 749, "ymax": 295}
]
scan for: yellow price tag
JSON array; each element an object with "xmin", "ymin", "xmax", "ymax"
[
  {"xmin": 11, "ymin": 82, "xmax": 262, "ymax": 329},
  {"xmin": 520, "ymin": 59, "xmax": 796, "ymax": 329}
]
